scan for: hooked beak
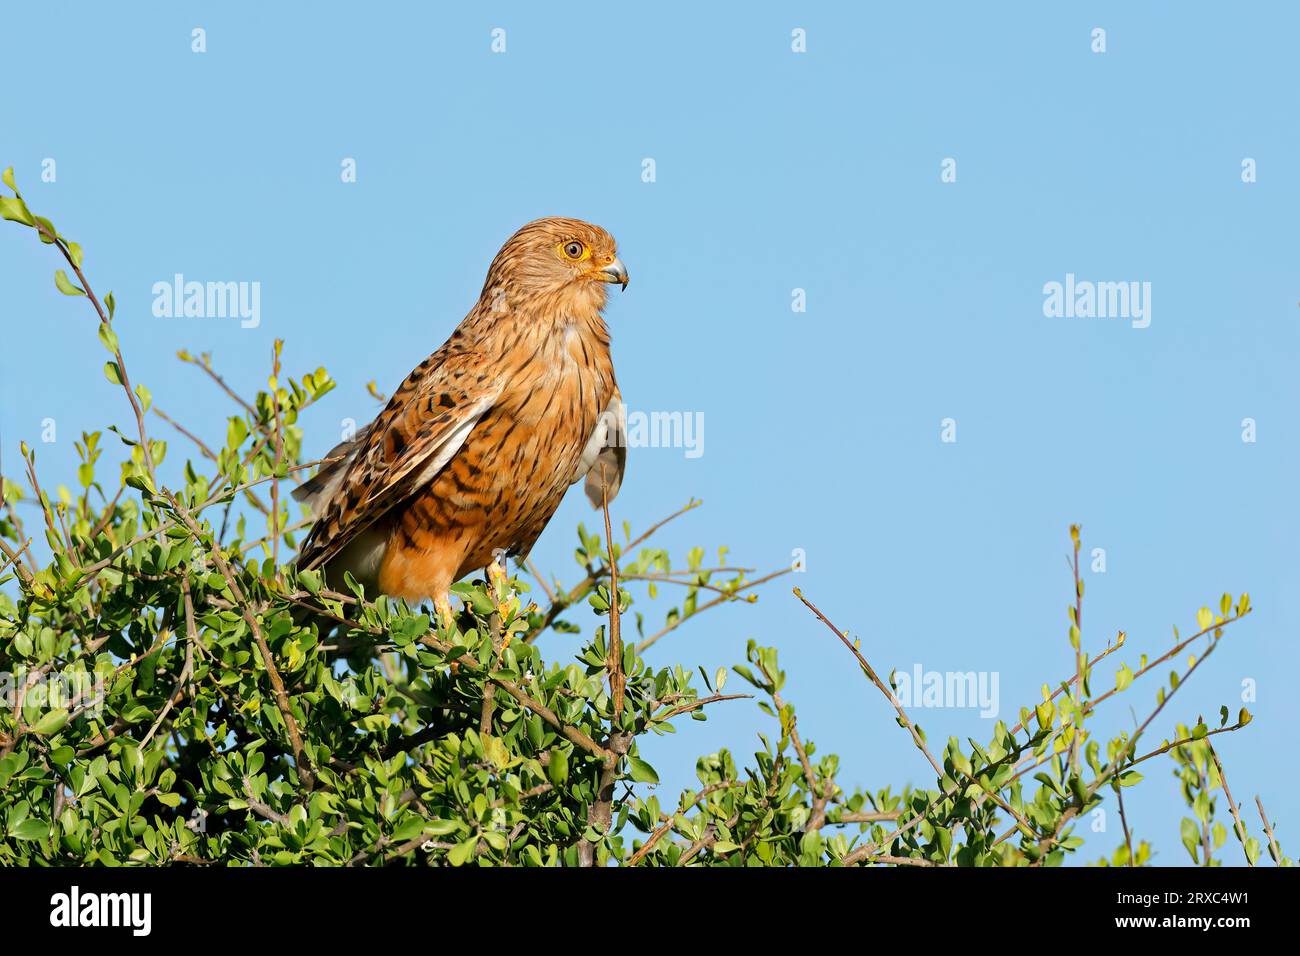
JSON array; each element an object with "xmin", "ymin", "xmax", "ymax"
[{"xmin": 599, "ymin": 257, "xmax": 629, "ymax": 291}]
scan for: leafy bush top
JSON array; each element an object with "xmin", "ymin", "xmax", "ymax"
[{"xmin": 0, "ymin": 168, "xmax": 1290, "ymax": 867}]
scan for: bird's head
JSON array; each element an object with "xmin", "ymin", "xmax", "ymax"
[{"xmin": 482, "ymin": 217, "xmax": 628, "ymax": 314}]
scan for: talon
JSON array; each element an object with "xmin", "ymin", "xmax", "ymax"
[{"xmin": 434, "ymin": 594, "xmax": 455, "ymax": 630}]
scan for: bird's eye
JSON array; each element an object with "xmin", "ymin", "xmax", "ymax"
[{"xmin": 561, "ymin": 240, "xmax": 587, "ymax": 261}]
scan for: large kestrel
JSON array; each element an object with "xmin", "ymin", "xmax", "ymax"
[{"xmin": 294, "ymin": 217, "xmax": 628, "ymax": 613}]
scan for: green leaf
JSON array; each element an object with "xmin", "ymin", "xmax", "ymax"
[
  {"xmin": 448, "ymin": 838, "xmax": 476, "ymax": 866},
  {"xmin": 97, "ymin": 322, "xmax": 119, "ymax": 354},
  {"xmin": 482, "ymin": 734, "xmax": 510, "ymax": 770},
  {"xmin": 103, "ymin": 361, "xmax": 123, "ymax": 385},
  {"xmin": 10, "ymin": 819, "xmax": 49, "ymax": 841},
  {"xmin": 0, "ymin": 195, "xmax": 34, "ymax": 226},
  {"xmin": 1245, "ymin": 837, "xmax": 1261, "ymax": 866},
  {"xmin": 547, "ymin": 749, "xmax": 568, "ymax": 786},
  {"xmin": 54, "ymin": 269, "xmax": 86, "ymax": 296},
  {"xmin": 391, "ymin": 817, "xmax": 428, "ymax": 842},
  {"xmin": 1180, "ymin": 817, "xmax": 1201, "ymax": 862},
  {"xmin": 628, "ymin": 756, "xmax": 659, "ymax": 785},
  {"xmin": 1115, "ymin": 664, "xmax": 1133, "ymax": 692},
  {"xmin": 30, "ymin": 709, "xmax": 69, "ymax": 736},
  {"xmin": 34, "ymin": 215, "xmax": 57, "ymax": 243}
]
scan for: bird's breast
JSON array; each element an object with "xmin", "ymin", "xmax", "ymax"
[
  {"xmin": 381, "ymin": 312, "xmax": 615, "ymax": 583},
  {"xmin": 453, "ymin": 322, "xmax": 612, "ymax": 519}
]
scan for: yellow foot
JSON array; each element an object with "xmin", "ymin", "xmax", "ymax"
[
  {"xmin": 434, "ymin": 594, "xmax": 455, "ymax": 631},
  {"xmin": 487, "ymin": 557, "xmax": 507, "ymax": 590}
]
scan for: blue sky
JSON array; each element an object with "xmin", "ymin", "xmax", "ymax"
[{"xmin": 2, "ymin": 2, "xmax": 1297, "ymax": 864}]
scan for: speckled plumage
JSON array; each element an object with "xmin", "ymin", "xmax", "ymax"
[{"xmin": 294, "ymin": 217, "xmax": 627, "ymax": 602}]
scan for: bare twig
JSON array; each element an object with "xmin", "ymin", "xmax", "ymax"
[
  {"xmin": 0, "ymin": 536, "xmax": 33, "ymax": 586},
  {"xmin": 242, "ymin": 779, "xmax": 291, "ymax": 827},
  {"xmin": 523, "ymin": 557, "xmax": 556, "ymax": 605},
  {"xmin": 1206, "ymin": 741, "xmax": 1250, "ymax": 864},
  {"xmin": 1115, "ymin": 784, "xmax": 1135, "ymax": 867},
  {"xmin": 600, "ymin": 474, "xmax": 624, "ymax": 717},
  {"xmin": 794, "ymin": 588, "xmax": 943, "ymax": 780},
  {"xmin": 652, "ymin": 693, "xmax": 751, "ymax": 723},
  {"xmin": 269, "ymin": 340, "xmax": 285, "ymax": 574},
  {"xmin": 1068, "ymin": 525, "xmax": 1084, "ymax": 776},
  {"xmin": 636, "ymin": 567, "xmax": 790, "ymax": 652},
  {"xmin": 626, "ymin": 498, "xmax": 701, "ymax": 551},
  {"xmin": 1255, "ymin": 796, "xmax": 1283, "ymax": 865},
  {"xmin": 834, "ymin": 809, "xmax": 903, "ymax": 825}
]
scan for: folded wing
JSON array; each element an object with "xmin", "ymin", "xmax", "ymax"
[
  {"xmin": 296, "ymin": 351, "xmax": 500, "ymax": 572},
  {"xmin": 575, "ymin": 390, "xmax": 627, "ymax": 508}
]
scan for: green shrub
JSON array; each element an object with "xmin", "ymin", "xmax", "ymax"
[{"xmin": 0, "ymin": 168, "xmax": 1289, "ymax": 867}]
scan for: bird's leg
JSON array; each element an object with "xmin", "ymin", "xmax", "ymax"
[
  {"xmin": 433, "ymin": 593, "xmax": 455, "ymax": 631},
  {"xmin": 486, "ymin": 556, "xmax": 508, "ymax": 592}
]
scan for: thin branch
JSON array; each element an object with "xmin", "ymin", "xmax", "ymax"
[
  {"xmin": 242, "ymin": 779, "xmax": 291, "ymax": 827},
  {"xmin": 652, "ymin": 693, "xmax": 751, "ymax": 723},
  {"xmin": 1207, "ymin": 741, "xmax": 1251, "ymax": 865},
  {"xmin": 1027, "ymin": 638, "xmax": 1224, "ymax": 862},
  {"xmin": 600, "ymin": 473, "xmax": 624, "ymax": 718},
  {"xmin": 869, "ymin": 854, "xmax": 951, "ymax": 867},
  {"xmin": 834, "ymin": 809, "xmax": 903, "ymax": 825},
  {"xmin": 152, "ymin": 406, "xmax": 217, "ymax": 462},
  {"xmin": 523, "ymin": 557, "xmax": 556, "ymax": 605},
  {"xmin": 626, "ymin": 781, "xmax": 739, "ymax": 866},
  {"xmin": 1115, "ymin": 784, "xmax": 1135, "ymax": 867},
  {"xmin": 794, "ymin": 588, "xmax": 943, "ymax": 780},
  {"xmin": 269, "ymin": 341, "xmax": 285, "ymax": 574},
  {"xmin": 636, "ymin": 566, "xmax": 790, "ymax": 652},
  {"xmin": 183, "ymin": 351, "xmax": 259, "ymax": 420},
  {"xmin": 1068, "ymin": 526, "xmax": 1084, "ymax": 777},
  {"xmin": 0, "ymin": 535, "xmax": 32, "ymax": 586},
  {"xmin": 1005, "ymin": 633, "xmax": 1126, "ymax": 739},
  {"xmin": 152, "ymin": 405, "xmax": 269, "ymax": 515},
  {"xmin": 1255, "ymin": 796, "xmax": 1283, "ymax": 865},
  {"xmin": 626, "ymin": 498, "xmax": 701, "ymax": 551},
  {"xmin": 74, "ymin": 457, "xmax": 324, "ymax": 585},
  {"xmin": 522, "ymin": 499, "xmax": 706, "ymax": 645},
  {"xmin": 34, "ymin": 219, "xmax": 156, "ymax": 483}
]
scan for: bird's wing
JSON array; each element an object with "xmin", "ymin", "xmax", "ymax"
[
  {"xmin": 575, "ymin": 389, "xmax": 627, "ymax": 508},
  {"xmin": 291, "ymin": 421, "xmax": 376, "ymax": 516},
  {"xmin": 296, "ymin": 351, "xmax": 500, "ymax": 571}
]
